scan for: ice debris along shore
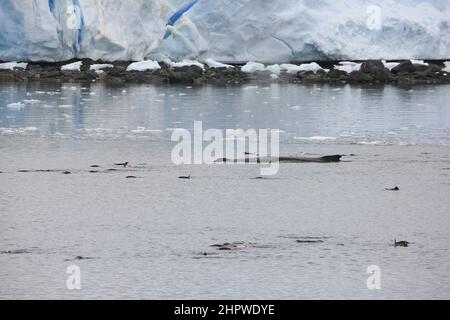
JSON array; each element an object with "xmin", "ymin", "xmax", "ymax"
[
  {"xmin": 1, "ymin": 59, "xmax": 449, "ymax": 85},
  {"xmin": 1, "ymin": 0, "xmax": 450, "ymax": 62}
]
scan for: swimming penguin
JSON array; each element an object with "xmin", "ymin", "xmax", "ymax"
[
  {"xmin": 385, "ymin": 186, "xmax": 400, "ymax": 191},
  {"xmin": 114, "ymin": 162, "xmax": 129, "ymax": 168},
  {"xmin": 394, "ymin": 239, "xmax": 409, "ymax": 247},
  {"xmin": 178, "ymin": 175, "xmax": 191, "ymax": 180}
]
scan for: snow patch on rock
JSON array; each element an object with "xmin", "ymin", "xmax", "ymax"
[
  {"xmin": 0, "ymin": 61, "xmax": 28, "ymax": 70},
  {"xmin": 61, "ymin": 61, "xmax": 82, "ymax": 71},
  {"xmin": 126, "ymin": 60, "xmax": 161, "ymax": 72}
]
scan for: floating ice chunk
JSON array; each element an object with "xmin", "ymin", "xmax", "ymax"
[
  {"xmin": 0, "ymin": 62, "xmax": 28, "ymax": 70},
  {"xmin": 442, "ymin": 61, "xmax": 450, "ymax": 72},
  {"xmin": 23, "ymin": 99, "xmax": 42, "ymax": 104},
  {"xmin": 270, "ymin": 73, "xmax": 279, "ymax": 80},
  {"xmin": 241, "ymin": 62, "xmax": 266, "ymax": 73},
  {"xmin": 61, "ymin": 61, "xmax": 82, "ymax": 71},
  {"xmin": 334, "ymin": 61, "xmax": 361, "ymax": 73},
  {"xmin": 7, "ymin": 102, "xmax": 25, "ymax": 109},
  {"xmin": 382, "ymin": 60, "xmax": 400, "ymax": 71},
  {"xmin": 295, "ymin": 136, "xmax": 337, "ymax": 141},
  {"xmin": 90, "ymin": 64, "xmax": 114, "ymax": 74},
  {"xmin": 204, "ymin": 58, "xmax": 233, "ymax": 69},
  {"xmin": 126, "ymin": 60, "xmax": 161, "ymax": 72},
  {"xmin": 170, "ymin": 59, "xmax": 204, "ymax": 69}
]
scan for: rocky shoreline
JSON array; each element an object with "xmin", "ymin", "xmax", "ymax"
[{"xmin": 1, "ymin": 59, "xmax": 449, "ymax": 86}]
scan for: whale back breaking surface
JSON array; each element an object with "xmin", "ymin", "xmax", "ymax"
[
  {"xmin": 278, "ymin": 155, "xmax": 342, "ymax": 163},
  {"xmin": 216, "ymin": 155, "xmax": 343, "ymax": 163}
]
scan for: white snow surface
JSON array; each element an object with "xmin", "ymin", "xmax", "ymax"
[
  {"xmin": 334, "ymin": 61, "xmax": 362, "ymax": 73},
  {"xmin": 90, "ymin": 64, "xmax": 114, "ymax": 71},
  {"xmin": 280, "ymin": 62, "xmax": 327, "ymax": 74},
  {"xmin": 0, "ymin": 61, "xmax": 28, "ymax": 70},
  {"xmin": 170, "ymin": 59, "xmax": 204, "ymax": 69},
  {"xmin": 241, "ymin": 62, "xmax": 266, "ymax": 73},
  {"xmin": 61, "ymin": 61, "xmax": 82, "ymax": 71},
  {"xmin": 126, "ymin": 60, "xmax": 161, "ymax": 72},
  {"xmin": 1, "ymin": 0, "xmax": 450, "ymax": 62},
  {"xmin": 382, "ymin": 61, "xmax": 400, "ymax": 71},
  {"xmin": 443, "ymin": 62, "xmax": 450, "ymax": 73},
  {"xmin": 204, "ymin": 58, "xmax": 233, "ymax": 69}
]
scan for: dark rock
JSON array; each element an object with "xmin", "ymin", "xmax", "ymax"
[
  {"xmin": 349, "ymin": 71, "xmax": 372, "ymax": 82},
  {"xmin": 327, "ymin": 69, "xmax": 348, "ymax": 79},
  {"xmin": 413, "ymin": 64, "xmax": 443, "ymax": 79},
  {"xmin": 360, "ymin": 60, "xmax": 385, "ymax": 73},
  {"xmin": 62, "ymin": 171, "xmax": 72, "ymax": 175},
  {"xmin": 391, "ymin": 60, "xmax": 415, "ymax": 74},
  {"xmin": 168, "ymin": 66, "xmax": 204, "ymax": 83},
  {"xmin": 126, "ymin": 176, "xmax": 137, "ymax": 179},
  {"xmin": 178, "ymin": 175, "xmax": 191, "ymax": 180},
  {"xmin": 299, "ymin": 70, "xmax": 328, "ymax": 82},
  {"xmin": 372, "ymin": 68, "xmax": 392, "ymax": 82}
]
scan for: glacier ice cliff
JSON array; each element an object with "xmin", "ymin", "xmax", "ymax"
[{"xmin": 1, "ymin": 0, "xmax": 449, "ymax": 62}]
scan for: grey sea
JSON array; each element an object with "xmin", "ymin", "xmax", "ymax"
[{"xmin": 0, "ymin": 82, "xmax": 449, "ymax": 299}]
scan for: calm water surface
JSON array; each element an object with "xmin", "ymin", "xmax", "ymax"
[{"xmin": 0, "ymin": 82, "xmax": 449, "ymax": 299}]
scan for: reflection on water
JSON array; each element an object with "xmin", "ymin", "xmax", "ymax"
[
  {"xmin": 1, "ymin": 83, "xmax": 450, "ymax": 145},
  {"xmin": 0, "ymin": 82, "xmax": 450, "ymax": 300}
]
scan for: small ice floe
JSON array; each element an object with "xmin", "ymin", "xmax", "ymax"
[
  {"xmin": 126, "ymin": 60, "xmax": 161, "ymax": 71},
  {"xmin": 23, "ymin": 99, "xmax": 42, "ymax": 104},
  {"xmin": 357, "ymin": 140, "xmax": 385, "ymax": 145},
  {"xmin": 443, "ymin": 61, "xmax": 450, "ymax": 73},
  {"xmin": 0, "ymin": 61, "xmax": 28, "ymax": 70},
  {"xmin": 334, "ymin": 61, "xmax": 362, "ymax": 73},
  {"xmin": 7, "ymin": 102, "xmax": 25, "ymax": 110},
  {"xmin": 294, "ymin": 136, "xmax": 337, "ymax": 141},
  {"xmin": 58, "ymin": 104, "xmax": 72, "ymax": 109},
  {"xmin": 289, "ymin": 105, "xmax": 302, "ymax": 111},
  {"xmin": 170, "ymin": 59, "xmax": 204, "ymax": 69},
  {"xmin": 61, "ymin": 61, "xmax": 82, "ymax": 71},
  {"xmin": 90, "ymin": 64, "xmax": 114, "ymax": 74},
  {"xmin": 241, "ymin": 61, "xmax": 265, "ymax": 73},
  {"xmin": 270, "ymin": 73, "xmax": 279, "ymax": 79},
  {"xmin": 242, "ymin": 85, "xmax": 259, "ymax": 90},
  {"xmin": 204, "ymin": 58, "xmax": 233, "ymax": 69},
  {"xmin": 410, "ymin": 59, "xmax": 429, "ymax": 66},
  {"xmin": 382, "ymin": 60, "xmax": 400, "ymax": 71}
]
